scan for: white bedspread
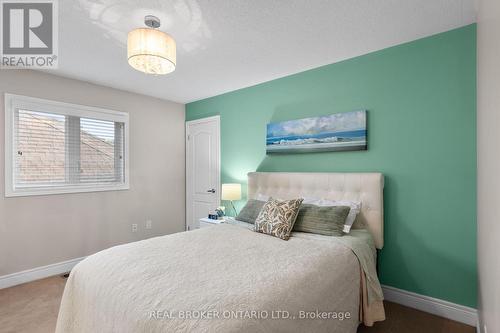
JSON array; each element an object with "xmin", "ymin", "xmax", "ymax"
[{"xmin": 56, "ymin": 224, "xmax": 380, "ymax": 333}]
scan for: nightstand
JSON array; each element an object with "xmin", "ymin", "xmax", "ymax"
[{"xmin": 199, "ymin": 217, "xmax": 225, "ymax": 228}]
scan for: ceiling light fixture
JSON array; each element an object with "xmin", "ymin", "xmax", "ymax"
[{"xmin": 127, "ymin": 15, "xmax": 176, "ymax": 75}]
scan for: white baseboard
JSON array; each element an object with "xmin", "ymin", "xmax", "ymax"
[
  {"xmin": 382, "ymin": 285, "xmax": 478, "ymax": 328},
  {"xmin": 0, "ymin": 257, "xmax": 85, "ymax": 289}
]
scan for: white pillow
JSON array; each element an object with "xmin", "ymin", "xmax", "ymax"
[
  {"xmin": 335, "ymin": 200, "xmax": 361, "ymax": 233},
  {"xmin": 301, "ymin": 197, "xmax": 323, "ymax": 205}
]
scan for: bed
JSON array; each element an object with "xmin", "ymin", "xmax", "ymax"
[{"xmin": 56, "ymin": 172, "xmax": 385, "ymax": 333}]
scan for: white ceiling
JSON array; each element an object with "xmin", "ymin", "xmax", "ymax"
[{"xmin": 53, "ymin": 0, "xmax": 476, "ymax": 103}]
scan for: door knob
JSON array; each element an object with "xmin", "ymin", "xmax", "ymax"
[{"xmin": 207, "ymin": 189, "xmax": 216, "ymax": 193}]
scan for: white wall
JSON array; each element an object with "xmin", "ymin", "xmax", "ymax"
[
  {"xmin": 0, "ymin": 70, "xmax": 185, "ymax": 276},
  {"xmin": 477, "ymin": 1, "xmax": 500, "ymax": 332}
]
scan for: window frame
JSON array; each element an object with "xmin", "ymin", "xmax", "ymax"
[{"xmin": 4, "ymin": 93, "xmax": 130, "ymax": 197}]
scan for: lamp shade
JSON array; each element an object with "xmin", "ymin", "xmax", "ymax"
[
  {"xmin": 127, "ymin": 28, "xmax": 176, "ymax": 75},
  {"xmin": 221, "ymin": 183, "xmax": 241, "ymax": 201}
]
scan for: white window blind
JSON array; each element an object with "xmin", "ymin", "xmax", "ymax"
[
  {"xmin": 5, "ymin": 94, "xmax": 129, "ymax": 197},
  {"xmin": 79, "ymin": 117, "xmax": 124, "ymax": 184}
]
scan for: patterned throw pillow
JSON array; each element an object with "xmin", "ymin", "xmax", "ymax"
[{"xmin": 254, "ymin": 197, "xmax": 304, "ymax": 240}]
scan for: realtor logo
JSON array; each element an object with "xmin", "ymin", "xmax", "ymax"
[{"xmin": 1, "ymin": 0, "xmax": 58, "ymax": 68}]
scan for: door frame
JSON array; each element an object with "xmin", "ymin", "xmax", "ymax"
[{"xmin": 185, "ymin": 115, "xmax": 221, "ymax": 231}]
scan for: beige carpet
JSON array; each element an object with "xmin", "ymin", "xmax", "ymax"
[
  {"xmin": 358, "ymin": 300, "xmax": 475, "ymax": 333},
  {"xmin": 0, "ymin": 276, "xmax": 475, "ymax": 333},
  {"xmin": 0, "ymin": 276, "xmax": 66, "ymax": 333}
]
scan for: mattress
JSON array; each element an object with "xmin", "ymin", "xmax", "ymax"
[{"xmin": 56, "ymin": 223, "xmax": 383, "ymax": 333}]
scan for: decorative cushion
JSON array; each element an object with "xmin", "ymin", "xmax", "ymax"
[
  {"xmin": 308, "ymin": 199, "xmax": 362, "ymax": 233},
  {"xmin": 293, "ymin": 204, "xmax": 351, "ymax": 236},
  {"xmin": 235, "ymin": 199, "xmax": 266, "ymax": 223},
  {"xmin": 254, "ymin": 197, "xmax": 303, "ymax": 240}
]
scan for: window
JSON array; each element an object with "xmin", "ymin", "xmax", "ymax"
[{"xmin": 5, "ymin": 94, "xmax": 129, "ymax": 197}]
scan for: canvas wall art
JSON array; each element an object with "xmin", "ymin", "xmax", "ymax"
[{"xmin": 266, "ymin": 110, "xmax": 367, "ymax": 153}]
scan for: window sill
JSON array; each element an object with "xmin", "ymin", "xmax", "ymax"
[{"xmin": 5, "ymin": 183, "xmax": 130, "ymax": 198}]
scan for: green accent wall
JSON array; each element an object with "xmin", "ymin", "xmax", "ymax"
[{"xmin": 186, "ymin": 25, "xmax": 477, "ymax": 307}]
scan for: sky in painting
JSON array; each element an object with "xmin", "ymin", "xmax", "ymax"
[{"xmin": 267, "ymin": 110, "xmax": 366, "ymax": 138}]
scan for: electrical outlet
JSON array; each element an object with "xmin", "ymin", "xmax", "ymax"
[
  {"xmin": 146, "ymin": 220, "xmax": 152, "ymax": 229},
  {"xmin": 132, "ymin": 224, "xmax": 138, "ymax": 232}
]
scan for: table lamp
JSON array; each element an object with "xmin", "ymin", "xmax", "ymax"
[{"xmin": 221, "ymin": 183, "xmax": 241, "ymax": 216}]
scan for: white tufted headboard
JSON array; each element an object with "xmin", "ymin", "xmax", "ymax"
[{"xmin": 247, "ymin": 172, "xmax": 384, "ymax": 249}]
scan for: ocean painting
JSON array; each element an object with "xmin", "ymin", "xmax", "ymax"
[{"xmin": 266, "ymin": 110, "xmax": 367, "ymax": 153}]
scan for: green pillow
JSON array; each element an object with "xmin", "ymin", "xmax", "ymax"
[
  {"xmin": 293, "ymin": 204, "xmax": 351, "ymax": 236},
  {"xmin": 235, "ymin": 199, "xmax": 266, "ymax": 223}
]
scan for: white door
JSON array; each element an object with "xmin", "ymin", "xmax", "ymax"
[{"xmin": 186, "ymin": 116, "xmax": 220, "ymax": 230}]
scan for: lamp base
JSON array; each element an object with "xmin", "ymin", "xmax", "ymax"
[{"xmin": 230, "ymin": 200, "xmax": 238, "ymax": 216}]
